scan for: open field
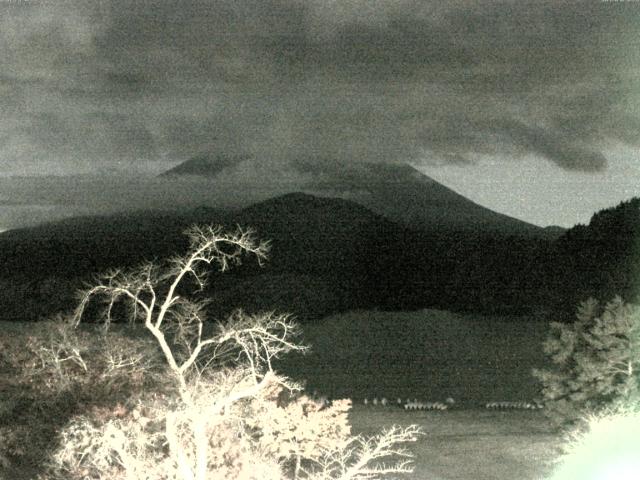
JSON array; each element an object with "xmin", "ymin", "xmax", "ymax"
[
  {"xmin": 349, "ymin": 406, "xmax": 562, "ymax": 480},
  {"xmin": 277, "ymin": 309, "xmax": 565, "ymax": 479}
]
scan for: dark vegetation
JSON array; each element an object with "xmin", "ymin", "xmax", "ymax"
[
  {"xmin": 534, "ymin": 296, "xmax": 640, "ymax": 427},
  {"xmin": 0, "ymin": 193, "xmax": 638, "ymax": 324}
]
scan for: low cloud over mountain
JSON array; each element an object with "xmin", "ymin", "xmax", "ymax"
[{"xmin": 1, "ymin": 1, "xmax": 638, "ymax": 176}]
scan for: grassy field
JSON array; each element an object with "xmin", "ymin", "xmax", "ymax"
[
  {"xmin": 277, "ymin": 309, "xmax": 564, "ymax": 479},
  {"xmin": 349, "ymin": 405, "xmax": 562, "ymax": 480}
]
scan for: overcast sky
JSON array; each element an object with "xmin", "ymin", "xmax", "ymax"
[{"xmin": 1, "ymin": 0, "xmax": 639, "ymax": 228}]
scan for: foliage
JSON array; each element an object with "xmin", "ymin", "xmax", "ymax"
[
  {"xmin": 544, "ymin": 197, "xmax": 640, "ymax": 314},
  {"xmin": 247, "ymin": 394, "xmax": 353, "ymax": 472},
  {"xmin": 0, "ymin": 319, "xmax": 165, "ymax": 478},
  {"xmin": 9, "ymin": 225, "xmax": 421, "ymax": 480},
  {"xmin": 304, "ymin": 425, "xmax": 423, "ymax": 480},
  {"xmin": 533, "ymin": 296, "xmax": 640, "ymax": 427}
]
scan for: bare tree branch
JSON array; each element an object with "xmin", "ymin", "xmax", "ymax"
[
  {"xmin": 306, "ymin": 425, "xmax": 424, "ymax": 480},
  {"xmin": 39, "ymin": 224, "xmax": 419, "ymax": 480}
]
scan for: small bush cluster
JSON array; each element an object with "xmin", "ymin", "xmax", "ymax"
[
  {"xmin": 403, "ymin": 401, "xmax": 448, "ymax": 411},
  {"xmin": 483, "ymin": 401, "xmax": 542, "ymax": 410}
]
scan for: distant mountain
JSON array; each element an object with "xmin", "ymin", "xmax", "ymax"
[
  {"xmin": 297, "ymin": 161, "xmax": 559, "ymax": 238},
  {"xmin": 160, "ymin": 153, "xmax": 250, "ymax": 177},
  {"xmin": 232, "ymin": 192, "xmax": 400, "ymax": 274},
  {"xmin": 161, "ymin": 158, "xmax": 562, "ymax": 239},
  {"xmin": 206, "ymin": 192, "xmax": 426, "ymax": 318}
]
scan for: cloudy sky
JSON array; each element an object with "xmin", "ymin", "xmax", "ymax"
[{"xmin": 1, "ymin": 0, "xmax": 639, "ymax": 228}]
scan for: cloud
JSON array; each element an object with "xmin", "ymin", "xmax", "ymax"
[
  {"xmin": 0, "ymin": 0, "xmax": 638, "ymax": 175},
  {"xmin": 2, "ymin": 111, "xmax": 158, "ymax": 174},
  {"xmin": 489, "ymin": 119, "xmax": 607, "ymax": 172}
]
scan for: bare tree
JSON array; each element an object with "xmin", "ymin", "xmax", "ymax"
[
  {"xmin": 304, "ymin": 425, "xmax": 424, "ymax": 480},
  {"xmin": 37, "ymin": 225, "xmax": 421, "ymax": 480}
]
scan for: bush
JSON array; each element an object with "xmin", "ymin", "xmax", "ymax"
[
  {"xmin": 5, "ymin": 225, "xmax": 421, "ymax": 480},
  {"xmin": 0, "ymin": 319, "xmax": 166, "ymax": 477},
  {"xmin": 533, "ymin": 296, "xmax": 640, "ymax": 427}
]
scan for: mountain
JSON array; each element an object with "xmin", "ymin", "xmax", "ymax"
[
  {"xmin": 160, "ymin": 153, "xmax": 250, "ymax": 177},
  {"xmin": 232, "ymin": 192, "xmax": 401, "ymax": 274},
  {"xmin": 3, "ymin": 190, "xmax": 550, "ymax": 323},
  {"xmin": 0, "ymin": 194, "xmax": 430, "ymax": 322},
  {"xmin": 161, "ymin": 157, "xmax": 562, "ymax": 239},
  {"xmin": 2, "ymin": 188, "xmax": 630, "ymax": 325},
  {"xmin": 205, "ymin": 192, "xmax": 428, "ymax": 318},
  {"xmin": 298, "ymin": 161, "xmax": 559, "ymax": 238}
]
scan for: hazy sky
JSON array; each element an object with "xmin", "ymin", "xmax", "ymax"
[{"xmin": 1, "ymin": 0, "xmax": 639, "ymax": 227}]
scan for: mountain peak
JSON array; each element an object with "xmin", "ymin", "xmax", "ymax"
[
  {"xmin": 160, "ymin": 153, "xmax": 251, "ymax": 177},
  {"xmin": 159, "ymin": 156, "xmax": 552, "ymax": 238},
  {"xmin": 300, "ymin": 161, "xmax": 549, "ymax": 237}
]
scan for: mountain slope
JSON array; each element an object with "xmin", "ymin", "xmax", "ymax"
[
  {"xmin": 299, "ymin": 161, "xmax": 555, "ymax": 237},
  {"xmin": 160, "ymin": 157, "xmax": 561, "ymax": 238},
  {"xmin": 0, "ymin": 193, "xmax": 427, "ymax": 322},
  {"xmin": 525, "ymin": 197, "xmax": 640, "ymax": 314},
  {"xmin": 232, "ymin": 192, "xmax": 401, "ymax": 274},
  {"xmin": 9, "ymin": 189, "xmax": 632, "ymax": 327}
]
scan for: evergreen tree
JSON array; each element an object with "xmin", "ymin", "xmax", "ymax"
[{"xmin": 534, "ymin": 296, "xmax": 640, "ymax": 427}]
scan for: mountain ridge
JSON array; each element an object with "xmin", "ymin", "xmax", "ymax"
[
  {"xmin": 0, "ymin": 190, "xmax": 636, "ymax": 323},
  {"xmin": 0, "ymin": 192, "xmax": 422, "ymax": 321},
  {"xmin": 160, "ymin": 157, "xmax": 563, "ymax": 239}
]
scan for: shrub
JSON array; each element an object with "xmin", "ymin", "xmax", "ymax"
[
  {"xmin": 13, "ymin": 225, "xmax": 421, "ymax": 480},
  {"xmin": 533, "ymin": 296, "xmax": 640, "ymax": 427},
  {"xmin": 0, "ymin": 319, "xmax": 166, "ymax": 478}
]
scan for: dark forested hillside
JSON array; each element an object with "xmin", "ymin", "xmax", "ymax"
[
  {"xmin": 527, "ymin": 197, "xmax": 640, "ymax": 317},
  {"xmin": 0, "ymin": 194, "xmax": 416, "ymax": 322},
  {"xmin": 0, "ymin": 209, "xmax": 222, "ymax": 322},
  {"xmin": 0, "ymin": 194, "xmax": 637, "ymax": 323}
]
